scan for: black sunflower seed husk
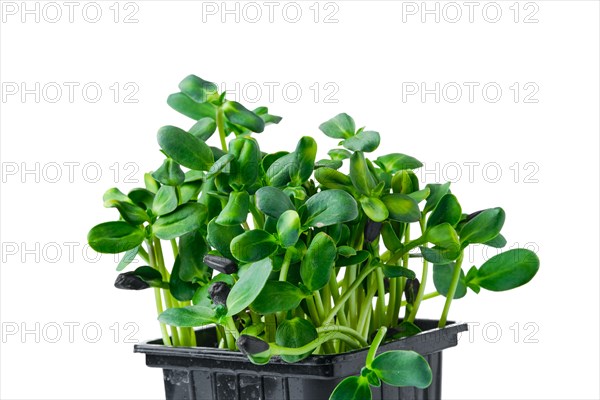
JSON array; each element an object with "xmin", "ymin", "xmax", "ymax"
[
  {"xmin": 203, "ymin": 255, "xmax": 238, "ymax": 274},
  {"xmin": 114, "ymin": 272, "xmax": 150, "ymax": 290},
  {"xmin": 364, "ymin": 219, "xmax": 383, "ymax": 243},
  {"xmin": 208, "ymin": 281, "xmax": 231, "ymax": 306},
  {"xmin": 236, "ymin": 335, "xmax": 269, "ymax": 356}
]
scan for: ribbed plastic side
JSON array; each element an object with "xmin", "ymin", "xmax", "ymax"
[
  {"xmin": 160, "ymin": 352, "xmax": 442, "ymax": 400},
  {"xmin": 135, "ymin": 320, "xmax": 467, "ymax": 400}
]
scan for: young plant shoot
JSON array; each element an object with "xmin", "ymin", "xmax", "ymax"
[{"xmin": 88, "ymin": 75, "xmax": 540, "ymax": 399}]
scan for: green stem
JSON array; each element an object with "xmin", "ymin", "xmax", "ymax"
[
  {"xmin": 147, "ymin": 240, "xmax": 171, "ymax": 347},
  {"xmin": 265, "ymin": 314, "xmax": 276, "ymax": 342},
  {"xmin": 305, "ymin": 295, "xmax": 321, "ymax": 326},
  {"xmin": 170, "ymin": 239, "xmax": 178, "ymax": 258},
  {"xmin": 153, "ymin": 288, "xmax": 172, "ymax": 347},
  {"xmin": 387, "ymin": 278, "xmax": 397, "ymax": 326},
  {"xmin": 313, "ymin": 291, "xmax": 326, "ymax": 320},
  {"xmin": 360, "ymin": 307, "xmax": 372, "ymax": 339},
  {"xmin": 151, "ymin": 238, "xmax": 181, "ymax": 346},
  {"xmin": 387, "ymin": 235, "xmax": 427, "ymax": 264},
  {"xmin": 216, "ymin": 107, "xmax": 228, "ymax": 152},
  {"xmin": 278, "ymin": 248, "xmax": 293, "ymax": 281},
  {"xmin": 270, "ymin": 331, "xmax": 361, "ymax": 356},
  {"xmin": 375, "ymin": 268, "xmax": 387, "ymax": 327},
  {"xmin": 357, "ymin": 277, "xmax": 378, "ymax": 338},
  {"xmin": 408, "ymin": 219, "xmax": 429, "ymax": 322},
  {"xmin": 328, "ymin": 273, "xmax": 349, "ymax": 326},
  {"xmin": 366, "ymin": 326, "xmax": 387, "ymax": 368},
  {"xmin": 322, "ymin": 263, "xmax": 377, "ymax": 326},
  {"xmin": 316, "ymin": 325, "xmax": 369, "ymax": 348},
  {"xmin": 225, "ymin": 317, "xmax": 240, "ymax": 340},
  {"xmin": 438, "ymin": 252, "xmax": 464, "ymax": 328}
]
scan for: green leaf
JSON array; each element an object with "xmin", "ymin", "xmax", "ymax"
[
  {"xmin": 382, "ymin": 194, "xmax": 421, "ymax": 223},
  {"xmin": 359, "ymin": 197, "xmax": 389, "ymax": 222},
  {"xmin": 170, "ymin": 257, "xmax": 199, "ymax": 301},
  {"xmin": 427, "ymin": 194, "xmax": 462, "ymax": 229},
  {"xmin": 251, "ymin": 282, "xmax": 306, "ymax": 315},
  {"xmin": 254, "ymin": 106, "xmax": 282, "ymax": 125},
  {"xmin": 420, "ymin": 246, "xmax": 457, "ymax": 265},
  {"xmin": 180, "ymin": 181, "xmax": 203, "ymax": 203},
  {"xmin": 255, "ymin": 186, "xmax": 295, "ymax": 219},
  {"xmin": 128, "ymin": 188, "xmax": 155, "ymax": 210},
  {"xmin": 341, "ymin": 130, "xmax": 380, "ymax": 152},
  {"xmin": 131, "ymin": 266, "xmax": 165, "ymax": 288},
  {"xmin": 277, "ymin": 210, "xmax": 301, "ymax": 248},
  {"xmin": 381, "ymin": 222, "xmax": 402, "ymax": 252},
  {"xmin": 408, "ymin": 188, "xmax": 430, "ymax": 203},
  {"xmin": 381, "ymin": 264, "xmax": 415, "ymax": 279},
  {"xmin": 216, "ymin": 191, "xmax": 249, "ymax": 226},
  {"xmin": 460, "ymin": 208, "xmax": 506, "ymax": 244},
  {"xmin": 391, "ymin": 321, "xmax": 422, "ymax": 339},
  {"xmin": 153, "ymin": 203, "xmax": 207, "ymax": 240},
  {"xmin": 189, "ymin": 117, "xmax": 217, "ymax": 141},
  {"xmin": 158, "ymin": 305, "xmax": 217, "ymax": 327},
  {"xmin": 206, "ymin": 153, "xmax": 234, "ymax": 179},
  {"xmin": 178, "ymin": 75, "xmax": 218, "ymax": 103},
  {"xmin": 330, "ymin": 376, "xmax": 371, "ymax": 400},
  {"xmin": 207, "ymin": 219, "xmax": 244, "ymax": 259},
  {"xmin": 104, "ymin": 200, "xmax": 150, "ymax": 225},
  {"xmin": 167, "ymin": 92, "xmax": 217, "ymax": 120},
  {"xmin": 144, "ymin": 173, "xmax": 160, "ymax": 193},
  {"xmin": 336, "ymin": 250, "xmax": 370, "ymax": 267},
  {"xmin": 319, "ymin": 113, "xmax": 356, "ymax": 139},
  {"xmin": 350, "ymin": 152, "xmax": 377, "ymax": 195},
  {"xmin": 88, "ymin": 221, "xmax": 145, "ymax": 254},
  {"xmin": 472, "ymin": 249, "xmax": 539, "ymax": 291},
  {"xmin": 314, "ymin": 167, "xmax": 353, "ymax": 191},
  {"xmin": 425, "ymin": 223, "xmax": 460, "ymax": 251},
  {"xmin": 433, "ymin": 263, "xmax": 467, "ymax": 299},
  {"xmin": 375, "ymin": 153, "xmax": 423, "ymax": 173},
  {"xmin": 230, "ymin": 229, "xmax": 278, "ymax": 263},
  {"xmin": 265, "ymin": 152, "xmax": 295, "ymax": 187},
  {"xmin": 371, "ymin": 351, "xmax": 432, "ymax": 388},
  {"xmin": 465, "ymin": 266, "xmax": 481, "ymax": 294},
  {"xmin": 178, "ymin": 231, "xmax": 209, "ymax": 281},
  {"xmin": 103, "ymin": 188, "xmax": 131, "ymax": 206},
  {"xmin": 290, "ymin": 136, "xmax": 317, "ymax": 185},
  {"xmin": 228, "ymin": 137, "xmax": 261, "ymax": 190},
  {"xmin": 391, "ymin": 170, "xmax": 419, "ymax": 194},
  {"xmin": 328, "ymin": 148, "xmax": 352, "ymax": 160},
  {"xmin": 484, "ymin": 234, "xmax": 507, "ymax": 248},
  {"xmin": 300, "ymin": 232, "xmax": 337, "ymax": 292},
  {"xmin": 275, "ymin": 317, "xmax": 318, "ymax": 363},
  {"xmin": 337, "ymin": 246, "xmax": 357, "ymax": 257},
  {"xmin": 423, "ymin": 183, "xmax": 451, "ymax": 214},
  {"xmin": 157, "ymin": 125, "xmax": 214, "ymax": 171},
  {"xmin": 226, "ymin": 258, "xmax": 273, "ymax": 316},
  {"xmin": 222, "ymin": 101, "xmax": 265, "ymax": 133},
  {"xmin": 184, "ymin": 170, "xmax": 205, "ymax": 183},
  {"xmin": 152, "ymin": 186, "xmax": 178, "ymax": 216},
  {"xmin": 116, "ymin": 246, "xmax": 139, "ymax": 271},
  {"xmin": 315, "ymin": 159, "xmax": 343, "ymax": 170},
  {"xmin": 262, "ymin": 151, "xmax": 289, "ymax": 171},
  {"xmin": 152, "ymin": 158, "xmax": 185, "ymax": 186},
  {"xmin": 303, "ymin": 189, "xmax": 358, "ymax": 228}
]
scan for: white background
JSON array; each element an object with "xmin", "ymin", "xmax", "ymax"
[{"xmin": 1, "ymin": 1, "xmax": 599, "ymax": 399}]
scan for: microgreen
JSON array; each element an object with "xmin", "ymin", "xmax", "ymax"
[{"xmin": 88, "ymin": 75, "xmax": 540, "ymax": 399}]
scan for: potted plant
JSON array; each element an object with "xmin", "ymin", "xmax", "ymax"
[{"xmin": 88, "ymin": 75, "xmax": 540, "ymax": 400}]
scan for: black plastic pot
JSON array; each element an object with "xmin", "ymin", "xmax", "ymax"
[{"xmin": 134, "ymin": 319, "xmax": 468, "ymax": 400}]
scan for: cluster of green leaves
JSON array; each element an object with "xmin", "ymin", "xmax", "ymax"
[{"xmin": 88, "ymin": 75, "xmax": 540, "ymax": 399}]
